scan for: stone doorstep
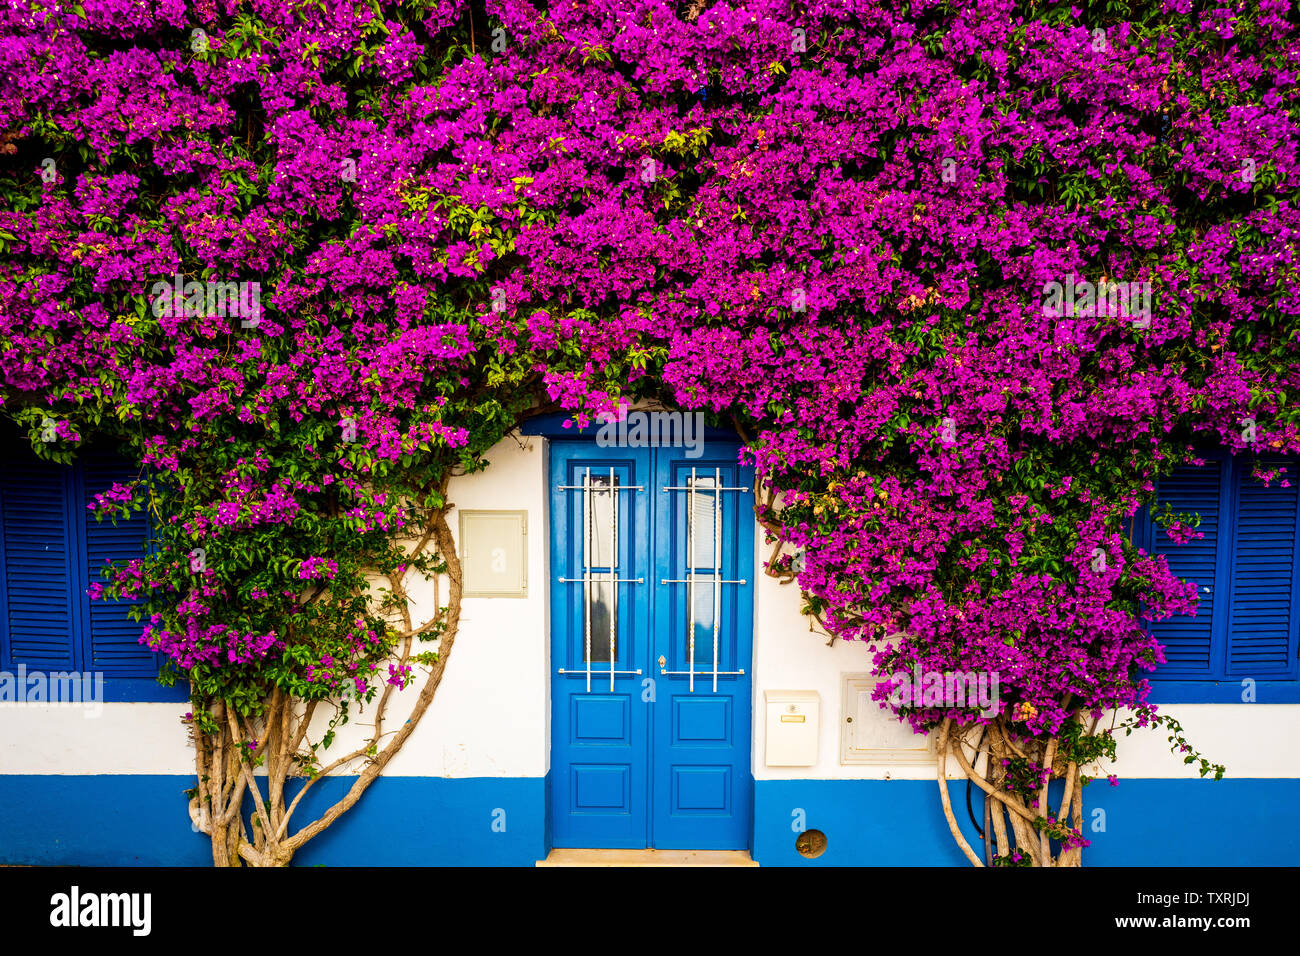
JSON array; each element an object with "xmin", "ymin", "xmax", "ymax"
[{"xmin": 536, "ymin": 848, "xmax": 759, "ymax": 867}]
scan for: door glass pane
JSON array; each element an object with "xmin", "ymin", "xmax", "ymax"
[
  {"xmin": 690, "ymin": 584, "xmax": 715, "ymax": 660},
  {"xmin": 587, "ymin": 579, "xmax": 616, "ymax": 662},
  {"xmin": 586, "ymin": 473, "xmax": 618, "ymax": 569},
  {"xmin": 583, "ymin": 471, "xmax": 618, "ymax": 663},
  {"xmin": 689, "ymin": 475, "xmax": 715, "ymax": 568}
]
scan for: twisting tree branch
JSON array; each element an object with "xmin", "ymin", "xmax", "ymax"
[
  {"xmin": 186, "ymin": 477, "xmax": 465, "ymax": 866},
  {"xmin": 936, "ymin": 721, "xmax": 985, "ymax": 867}
]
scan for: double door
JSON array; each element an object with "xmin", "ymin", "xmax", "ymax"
[{"xmin": 549, "ymin": 440, "xmax": 754, "ymax": 849}]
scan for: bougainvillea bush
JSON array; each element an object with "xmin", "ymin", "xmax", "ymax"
[{"xmin": 1, "ymin": 0, "xmax": 1295, "ymax": 865}]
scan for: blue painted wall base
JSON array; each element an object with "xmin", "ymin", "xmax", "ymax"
[
  {"xmin": 0, "ymin": 775, "xmax": 546, "ymax": 866},
  {"xmin": 752, "ymin": 778, "xmax": 1300, "ymax": 866},
  {"xmin": 1, "ymin": 774, "xmax": 1294, "ymax": 865}
]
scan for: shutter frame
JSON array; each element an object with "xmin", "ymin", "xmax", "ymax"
[
  {"xmin": 0, "ymin": 454, "xmax": 78, "ymax": 671},
  {"xmin": 79, "ymin": 454, "xmax": 162, "ymax": 678},
  {"xmin": 1147, "ymin": 455, "xmax": 1231, "ymax": 678},
  {"xmin": 1, "ymin": 446, "xmax": 178, "ymax": 696},
  {"xmin": 1225, "ymin": 455, "xmax": 1300, "ymax": 679}
]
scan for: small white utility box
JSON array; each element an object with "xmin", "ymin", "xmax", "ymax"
[
  {"xmin": 764, "ymin": 690, "xmax": 820, "ymax": 766},
  {"xmin": 460, "ymin": 510, "xmax": 527, "ymax": 598}
]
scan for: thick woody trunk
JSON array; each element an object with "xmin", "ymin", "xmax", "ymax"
[{"xmin": 944, "ymin": 719, "xmax": 1088, "ymax": 867}]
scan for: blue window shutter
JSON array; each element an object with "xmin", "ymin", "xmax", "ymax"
[
  {"xmin": 78, "ymin": 455, "xmax": 159, "ymax": 677},
  {"xmin": 1226, "ymin": 456, "xmax": 1300, "ymax": 678},
  {"xmin": 0, "ymin": 455, "xmax": 77, "ymax": 670},
  {"xmin": 1148, "ymin": 458, "xmax": 1231, "ymax": 677}
]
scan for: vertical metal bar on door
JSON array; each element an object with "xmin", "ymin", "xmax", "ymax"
[
  {"xmin": 582, "ymin": 468, "xmax": 592, "ymax": 693},
  {"xmin": 609, "ymin": 467, "xmax": 617, "ymax": 692},
  {"xmin": 712, "ymin": 467, "xmax": 721, "ymax": 693},
  {"xmin": 688, "ymin": 466, "xmax": 696, "ymax": 694}
]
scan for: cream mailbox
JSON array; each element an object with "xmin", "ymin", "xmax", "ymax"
[{"xmin": 764, "ymin": 690, "xmax": 820, "ymax": 766}]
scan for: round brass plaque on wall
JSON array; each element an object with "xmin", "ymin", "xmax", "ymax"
[{"xmin": 795, "ymin": 828, "xmax": 828, "ymax": 859}]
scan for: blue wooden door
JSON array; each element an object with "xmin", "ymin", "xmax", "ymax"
[
  {"xmin": 650, "ymin": 446, "xmax": 754, "ymax": 849},
  {"xmin": 549, "ymin": 439, "xmax": 753, "ymax": 849}
]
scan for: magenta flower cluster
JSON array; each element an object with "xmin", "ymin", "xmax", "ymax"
[{"xmin": 0, "ymin": 0, "xmax": 1294, "ymax": 720}]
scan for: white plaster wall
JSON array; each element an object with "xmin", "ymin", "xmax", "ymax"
[
  {"xmin": 378, "ymin": 432, "xmax": 550, "ymax": 777},
  {"xmin": 0, "ymin": 702, "xmax": 191, "ymax": 773},
  {"xmin": 1, "ymin": 432, "xmax": 1296, "ymax": 784}
]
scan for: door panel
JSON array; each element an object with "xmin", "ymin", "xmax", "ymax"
[
  {"xmin": 549, "ymin": 440, "xmax": 753, "ymax": 850},
  {"xmin": 549, "ymin": 449, "xmax": 650, "ymax": 848},
  {"xmin": 651, "ymin": 451, "xmax": 753, "ymax": 849}
]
